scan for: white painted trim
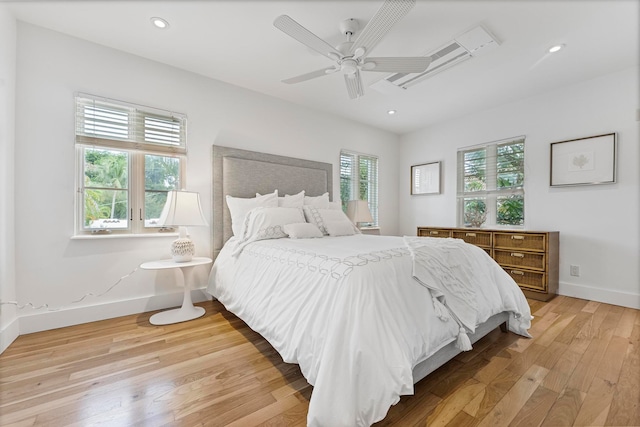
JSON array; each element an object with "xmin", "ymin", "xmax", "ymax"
[
  {"xmin": 18, "ymin": 289, "xmax": 211, "ymax": 335},
  {"xmin": 0, "ymin": 316, "xmax": 19, "ymax": 354},
  {"xmin": 559, "ymin": 281, "xmax": 640, "ymax": 310}
]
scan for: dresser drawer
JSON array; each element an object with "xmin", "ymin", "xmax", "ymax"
[
  {"xmin": 452, "ymin": 230, "xmax": 492, "ymax": 247},
  {"xmin": 494, "ymin": 249, "xmax": 545, "ymax": 271},
  {"xmin": 503, "ymin": 268, "xmax": 546, "ymax": 293},
  {"xmin": 494, "ymin": 232, "xmax": 546, "ymax": 252},
  {"xmin": 418, "ymin": 228, "xmax": 452, "ymax": 238}
]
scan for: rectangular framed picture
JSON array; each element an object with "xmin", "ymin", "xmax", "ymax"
[
  {"xmin": 550, "ymin": 133, "xmax": 616, "ymax": 187},
  {"xmin": 411, "ymin": 161, "xmax": 441, "ymax": 195}
]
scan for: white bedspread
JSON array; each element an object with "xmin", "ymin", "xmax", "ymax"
[{"xmin": 207, "ymin": 235, "xmax": 532, "ymax": 427}]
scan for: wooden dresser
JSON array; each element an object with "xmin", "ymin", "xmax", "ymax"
[{"xmin": 417, "ymin": 227, "xmax": 559, "ymax": 301}]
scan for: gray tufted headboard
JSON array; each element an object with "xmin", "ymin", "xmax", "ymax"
[{"xmin": 212, "ymin": 145, "xmax": 333, "ymax": 259}]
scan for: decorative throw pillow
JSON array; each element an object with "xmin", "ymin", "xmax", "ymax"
[
  {"xmin": 226, "ymin": 191, "xmax": 277, "ymax": 236},
  {"xmin": 303, "ymin": 192, "xmax": 330, "ymax": 209},
  {"xmin": 324, "ymin": 220, "xmax": 356, "ymax": 237},
  {"xmin": 303, "ymin": 206, "xmax": 360, "ymax": 235},
  {"xmin": 328, "ymin": 201, "xmax": 342, "ymax": 210},
  {"xmin": 240, "ymin": 207, "xmax": 306, "ymax": 243},
  {"xmin": 283, "ymin": 222, "xmax": 323, "ymax": 239}
]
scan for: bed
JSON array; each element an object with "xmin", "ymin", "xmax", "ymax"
[{"xmin": 207, "ymin": 145, "xmax": 532, "ymax": 427}]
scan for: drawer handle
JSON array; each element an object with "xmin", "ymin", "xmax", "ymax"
[
  {"xmin": 465, "ymin": 233, "xmax": 476, "ymax": 237},
  {"xmin": 511, "ymin": 252, "xmax": 525, "ymax": 258},
  {"xmin": 511, "ymin": 235, "xmax": 525, "ymax": 240},
  {"xmin": 430, "ymin": 231, "xmax": 439, "ymax": 235},
  {"xmin": 511, "ymin": 270, "xmax": 525, "ymax": 275}
]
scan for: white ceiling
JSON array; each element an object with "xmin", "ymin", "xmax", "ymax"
[{"xmin": 6, "ymin": 0, "xmax": 639, "ymax": 135}]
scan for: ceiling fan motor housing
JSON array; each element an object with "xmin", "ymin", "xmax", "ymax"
[{"xmin": 339, "ymin": 18, "xmax": 359, "ymax": 37}]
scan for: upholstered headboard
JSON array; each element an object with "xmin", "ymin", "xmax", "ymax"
[{"xmin": 212, "ymin": 145, "xmax": 333, "ymax": 259}]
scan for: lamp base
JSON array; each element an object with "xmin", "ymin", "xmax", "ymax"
[{"xmin": 171, "ymin": 237, "xmax": 195, "ymax": 263}]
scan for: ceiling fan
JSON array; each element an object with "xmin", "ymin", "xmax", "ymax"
[{"xmin": 273, "ymin": 0, "xmax": 431, "ymax": 99}]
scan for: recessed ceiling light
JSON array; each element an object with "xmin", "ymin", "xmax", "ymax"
[
  {"xmin": 387, "ymin": 110, "xmax": 397, "ymax": 115},
  {"xmin": 548, "ymin": 44, "xmax": 565, "ymax": 53},
  {"xmin": 151, "ymin": 17, "xmax": 170, "ymax": 29}
]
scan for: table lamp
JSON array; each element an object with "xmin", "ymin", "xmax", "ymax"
[
  {"xmin": 158, "ymin": 190, "xmax": 208, "ymax": 262},
  {"xmin": 346, "ymin": 200, "xmax": 373, "ymax": 229}
]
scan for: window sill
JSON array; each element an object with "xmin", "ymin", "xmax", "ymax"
[{"xmin": 71, "ymin": 232, "xmax": 178, "ymax": 240}]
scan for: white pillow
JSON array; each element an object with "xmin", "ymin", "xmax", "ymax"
[
  {"xmin": 282, "ymin": 191, "xmax": 305, "ymax": 208},
  {"xmin": 303, "ymin": 206, "xmax": 360, "ymax": 236},
  {"xmin": 304, "ymin": 192, "xmax": 330, "ymax": 209},
  {"xmin": 324, "ymin": 220, "xmax": 356, "ymax": 237},
  {"xmin": 240, "ymin": 207, "xmax": 306, "ymax": 243},
  {"xmin": 226, "ymin": 191, "xmax": 277, "ymax": 236},
  {"xmin": 283, "ymin": 222, "xmax": 323, "ymax": 239},
  {"xmin": 258, "ymin": 190, "xmax": 305, "ymax": 208}
]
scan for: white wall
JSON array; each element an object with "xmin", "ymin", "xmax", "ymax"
[
  {"xmin": 13, "ymin": 22, "xmax": 399, "ymax": 334},
  {"xmin": 399, "ymin": 66, "xmax": 640, "ymax": 309},
  {"xmin": 0, "ymin": 5, "xmax": 18, "ymax": 353}
]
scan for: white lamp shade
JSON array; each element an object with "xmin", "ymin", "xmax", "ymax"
[
  {"xmin": 346, "ymin": 200, "xmax": 373, "ymax": 224},
  {"xmin": 158, "ymin": 190, "xmax": 208, "ymax": 227}
]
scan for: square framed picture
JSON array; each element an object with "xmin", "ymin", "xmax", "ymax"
[
  {"xmin": 550, "ymin": 133, "xmax": 616, "ymax": 187},
  {"xmin": 411, "ymin": 161, "xmax": 441, "ymax": 195}
]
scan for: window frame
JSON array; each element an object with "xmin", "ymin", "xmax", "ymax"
[
  {"xmin": 74, "ymin": 94, "xmax": 187, "ymax": 236},
  {"xmin": 456, "ymin": 136, "xmax": 525, "ymax": 228},
  {"xmin": 339, "ymin": 150, "xmax": 379, "ymax": 228}
]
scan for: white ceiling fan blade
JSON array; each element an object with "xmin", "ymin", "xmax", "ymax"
[
  {"xmin": 344, "ymin": 70, "xmax": 364, "ymax": 99},
  {"xmin": 274, "ymin": 15, "xmax": 342, "ymax": 61},
  {"xmin": 362, "ymin": 56, "xmax": 431, "ymax": 73},
  {"xmin": 349, "ymin": 0, "xmax": 416, "ymax": 56},
  {"xmin": 282, "ymin": 67, "xmax": 337, "ymax": 84}
]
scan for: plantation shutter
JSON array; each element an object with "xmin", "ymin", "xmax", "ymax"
[
  {"xmin": 359, "ymin": 155, "xmax": 378, "ymax": 226},
  {"xmin": 75, "ymin": 93, "xmax": 187, "ymax": 154},
  {"xmin": 457, "ymin": 137, "xmax": 525, "ymax": 198},
  {"xmin": 340, "ymin": 150, "xmax": 378, "ymax": 227}
]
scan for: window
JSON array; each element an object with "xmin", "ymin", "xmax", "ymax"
[
  {"xmin": 457, "ymin": 137, "xmax": 525, "ymax": 228},
  {"xmin": 75, "ymin": 94, "xmax": 187, "ymax": 235},
  {"xmin": 340, "ymin": 150, "xmax": 378, "ymax": 227}
]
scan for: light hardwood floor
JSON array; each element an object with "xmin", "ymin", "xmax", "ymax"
[{"xmin": 1, "ymin": 296, "xmax": 638, "ymax": 426}]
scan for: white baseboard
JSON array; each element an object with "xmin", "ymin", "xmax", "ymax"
[
  {"xmin": 559, "ymin": 281, "xmax": 640, "ymax": 310},
  {"xmin": 18, "ymin": 289, "xmax": 211, "ymax": 335},
  {"xmin": 0, "ymin": 316, "xmax": 20, "ymax": 354}
]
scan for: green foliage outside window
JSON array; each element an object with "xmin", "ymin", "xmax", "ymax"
[
  {"xmin": 497, "ymin": 195, "xmax": 524, "ymax": 225},
  {"xmin": 144, "ymin": 155, "xmax": 180, "ymax": 222},
  {"xmin": 83, "ymin": 148, "xmax": 128, "ymax": 226},
  {"xmin": 83, "ymin": 149, "xmax": 180, "ymax": 228}
]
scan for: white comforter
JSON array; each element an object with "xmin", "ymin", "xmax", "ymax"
[{"xmin": 207, "ymin": 235, "xmax": 532, "ymax": 427}]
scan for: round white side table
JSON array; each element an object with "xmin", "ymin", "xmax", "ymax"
[{"xmin": 140, "ymin": 256, "xmax": 212, "ymax": 325}]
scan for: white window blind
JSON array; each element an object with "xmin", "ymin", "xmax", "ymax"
[
  {"xmin": 457, "ymin": 136, "xmax": 525, "ymax": 227},
  {"xmin": 75, "ymin": 93, "xmax": 187, "ymax": 154},
  {"xmin": 340, "ymin": 150, "xmax": 379, "ymax": 227}
]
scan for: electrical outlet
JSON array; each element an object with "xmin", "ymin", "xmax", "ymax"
[{"xmin": 570, "ymin": 265, "xmax": 580, "ymax": 277}]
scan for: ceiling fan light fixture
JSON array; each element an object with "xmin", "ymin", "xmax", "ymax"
[
  {"xmin": 151, "ymin": 17, "xmax": 170, "ymax": 29},
  {"xmin": 353, "ymin": 47, "xmax": 366, "ymax": 59},
  {"xmin": 342, "ymin": 59, "xmax": 358, "ymax": 75}
]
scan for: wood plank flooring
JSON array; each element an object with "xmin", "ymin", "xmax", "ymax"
[{"xmin": 1, "ymin": 296, "xmax": 638, "ymax": 426}]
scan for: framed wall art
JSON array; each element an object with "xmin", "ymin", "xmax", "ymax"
[
  {"xmin": 411, "ymin": 161, "xmax": 441, "ymax": 195},
  {"xmin": 550, "ymin": 133, "xmax": 616, "ymax": 187}
]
